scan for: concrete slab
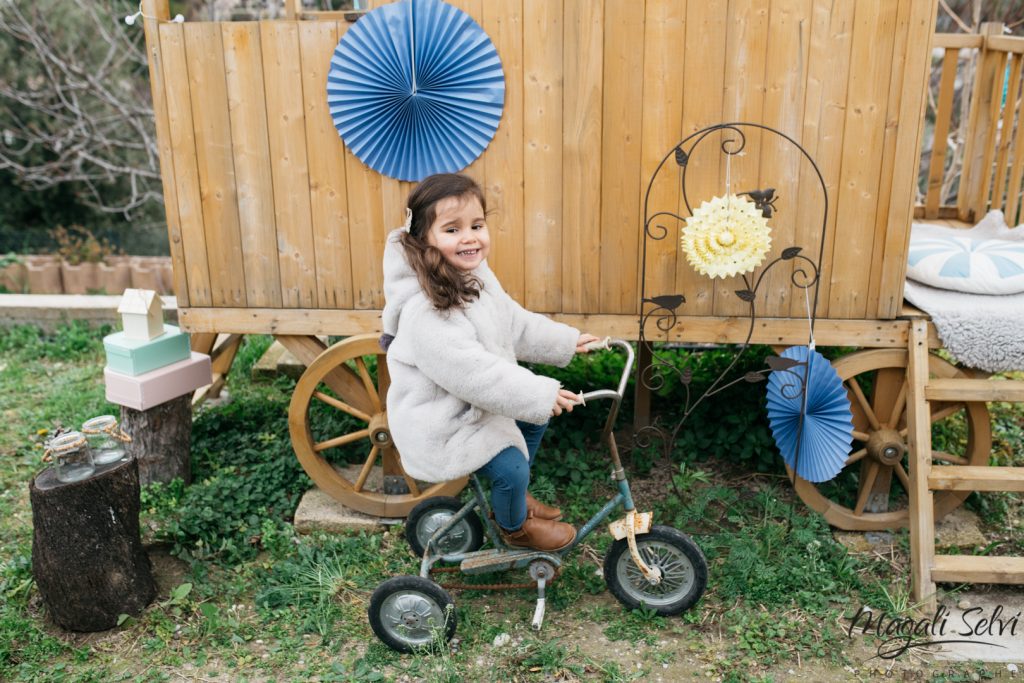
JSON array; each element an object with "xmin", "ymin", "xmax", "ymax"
[
  {"xmin": 929, "ymin": 588, "xmax": 1024, "ymax": 663},
  {"xmin": 251, "ymin": 340, "xmax": 310, "ymax": 381},
  {"xmin": 293, "ymin": 464, "xmax": 405, "ymax": 534},
  {"xmin": 935, "ymin": 507, "xmax": 989, "ymax": 549},
  {"xmin": 834, "ymin": 506, "xmax": 987, "ymax": 554}
]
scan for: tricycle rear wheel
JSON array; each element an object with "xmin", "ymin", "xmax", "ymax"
[{"xmin": 405, "ymin": 496, "xmax": 484, "ymax": 558}]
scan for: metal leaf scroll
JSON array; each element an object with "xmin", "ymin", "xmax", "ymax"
[
  {"xmin": 635, "ymin": 123, "xmax": 830, "ymax": 500},
  {"xmin": 327, "ymin": 0, "xmax": 505, "ymax": 182}
]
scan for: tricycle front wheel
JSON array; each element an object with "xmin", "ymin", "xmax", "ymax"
[
  {"xmin": 603, "ymin": 525, "xmax": 707, "ymax": 616},
  {"xmin": 368, "ymin": 576, "xmax": 457, "ymax": 653}
]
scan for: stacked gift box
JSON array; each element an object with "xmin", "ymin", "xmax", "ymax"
[{"xmin": 104, "ymin": 289, "xmax": 212, "ymax": 411}]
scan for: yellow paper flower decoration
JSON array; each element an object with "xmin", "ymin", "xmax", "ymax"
[{"xmin": 681, "ymin": 193, "xmax": 772, "ymax": 279}]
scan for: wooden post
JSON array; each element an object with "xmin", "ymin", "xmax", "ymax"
[
  {"xmin": 121, "ymin": 394, "xmax": 193, "ymax": 486},
  {"xmin": 907, "ymin": 319, "xmax": 936, "ymax": 612},
  {"xmin": 632, "ymin": 341, "xmax": 653, "ymax": 429},
  {"xmin": 30, "ymin": 458, "xmax": 157, "ymax": 632}
]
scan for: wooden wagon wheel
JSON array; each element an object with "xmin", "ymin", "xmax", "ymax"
[
  {"xmin": 288, "ymin": 333, "xmax": 467, "ymax": 518},
  {"xmin": 792, "ymin": 349, "xmax": 990, "ymax": 531}
]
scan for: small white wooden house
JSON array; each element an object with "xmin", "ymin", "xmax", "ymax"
[{"xmin": 118, "ymin": 288, "xmax": 165, "ymax": 340}]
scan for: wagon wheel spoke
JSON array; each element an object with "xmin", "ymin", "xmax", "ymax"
[
  {"xmin": 851, "ymin": 430, "xmax": 871, "ymax": 442},
  {"xmin": 377, "ymin": 358, "xmax": 391, "ymax": 405},
  {"xmin": 382, "ymin": 444, "xmax": 419, "ymax": 496},
  {"xmin": 854, "ymin": 461, "xmax": 881, "ymax": 516},
  {"xmin": 844, "ymin": 447, "xmax": 869, "ymax": 466},
  {"xmin": 892, "ymin": 462, "xmax": 911, "ymax": 492},
  {"xmin": 313, "ymin": 391, "xmax": 372, "ymax": 423},
  {"xmin": 846, "ymin": 379, "xmax": 881, "ymax": 431},
  {"xmin": 323, "ymin": 362, "xmax": 376, "ymax": 416},
  {"xmin": 314, "ymin": 429, "xmax": 370, "ymax": 452},
  {"xmin": 930, "ymin": 402, "xmax": 962, "ymax": 423},
  {"xmin": 353, "ymin": 357, "xmax": 381, "ymax": 413},
  {"xmin": 401, "ymin": 470, "xmax": 421, "ymax": 497},
  {"xmin": 886, "ymin": 379, "xmax": 908, "ymax": 429},
  {"xmin": 933, "ymin": 450, "xmax": 968, "ymax": 465},
  {"xmin": 353, "ymin": 445, "xmax": 380, "ymax": 492}
]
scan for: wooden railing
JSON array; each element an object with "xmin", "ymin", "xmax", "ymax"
[{"xmin": 920, "ymin": 23, "xmax": 1024, "ymax": 225}]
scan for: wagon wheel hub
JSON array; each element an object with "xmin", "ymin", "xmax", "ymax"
[
  {"xmin": 867, "ymin": 428, "xmax": 905, "ymax": 466},
  {"xmin": 369, "ymin": 412, "xmax": 392, "ymax": 448}
]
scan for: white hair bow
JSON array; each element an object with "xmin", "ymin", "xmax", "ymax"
[{"xmin": 401, "ymin": 208, "xmax": 413, "ymax": 233}]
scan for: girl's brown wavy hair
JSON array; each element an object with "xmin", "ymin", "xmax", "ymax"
[{"xmin": 399, "ymin": 173, "xmax": 487, "ymax": 312}]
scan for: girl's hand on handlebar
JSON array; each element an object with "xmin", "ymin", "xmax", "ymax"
[
  {"xmin": 551, "ymin": 389, "xmax": 582, "ymax": 416},
  {"xmin": 576, "ymin": 333, "xmax": 600, "ymax": 354}
]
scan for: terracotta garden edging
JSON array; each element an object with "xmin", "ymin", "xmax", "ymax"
[{"xmin": 10, "ymin": 255, "xmax": 174, "ymax": 295}]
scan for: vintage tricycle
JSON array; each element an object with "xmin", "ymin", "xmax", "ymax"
[{"xmin": 366, "ymin": 339, "xmax": 708, "ymax": 653}]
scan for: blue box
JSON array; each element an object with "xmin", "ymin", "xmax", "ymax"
[{"xmin": 103, "ymin": 324, "xmax": 191, "ymax": 376}]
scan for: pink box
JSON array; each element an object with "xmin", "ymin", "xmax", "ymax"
[{"xmin": 105, "ymin": 352, "xmax": 212, "ymax": 410}]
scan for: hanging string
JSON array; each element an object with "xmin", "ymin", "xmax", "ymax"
[
  {"xmin": 124, "ymin": 1, "xmax": 184, "ymax": 25},
  {"xmin": 409, "ymin": 0, "xmax": 418, "ymax": 95}
]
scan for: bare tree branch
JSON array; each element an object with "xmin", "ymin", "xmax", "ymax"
[{"xmin": 0, "ymin": 0, "xmax": 160, "ymax": 216}]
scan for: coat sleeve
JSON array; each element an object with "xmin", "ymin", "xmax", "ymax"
[
  {"xmin": 405, "ymin": 305, "xmax": 561, "ymax": 424},
  {"xmin": 504, "ymin": 293, "xmax": 579, "ymax": 367}
]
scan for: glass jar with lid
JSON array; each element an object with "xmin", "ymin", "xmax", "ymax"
[
  {"xmin": 81, "ymin": 415, "xmax": 130, "ymax": 465},
  {"xmin": 44, "ymin": 432, "xmax": 95, "ymax": 483}
]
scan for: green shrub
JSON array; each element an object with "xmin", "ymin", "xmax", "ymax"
[{"xmin": 143, "ymin": 389, "xmax": 310, "ymax": 565}]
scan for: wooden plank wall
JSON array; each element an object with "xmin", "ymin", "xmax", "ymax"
[{"xmin": 148, "ymin": 0, "xmax": 935, "ymax": 327}]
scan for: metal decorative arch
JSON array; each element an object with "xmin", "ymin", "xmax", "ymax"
[
  {"xmin": 326, "ymin": 0, "xmax": 506, "ymax": 182},
  {"xmin": 635, "ymin": 122, "xmax": 846, "ymax": 490}
]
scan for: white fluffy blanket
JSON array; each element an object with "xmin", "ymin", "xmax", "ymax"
[{"xmin": 903, "ymin": 278, "xmax": 1024, "ymax": 372}]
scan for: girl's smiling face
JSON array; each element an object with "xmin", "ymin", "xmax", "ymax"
[{"xmin": 425, "ymin": 194, "xmax": 490, "ymax": 271}]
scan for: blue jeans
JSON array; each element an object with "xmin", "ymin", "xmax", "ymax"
[{"xmin": 475, "ymin": 420, "xmax": 548, "ymax": 531}]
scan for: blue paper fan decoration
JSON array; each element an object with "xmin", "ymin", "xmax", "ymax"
[
  {"xmin": 326, "ymin": 0, "xmax": 505, "ymax": 182},
  {"xmin": 765, "ymin": 345, "xmax": 854, "ymax": 483}
]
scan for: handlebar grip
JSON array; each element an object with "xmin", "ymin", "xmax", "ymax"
[{"xmin": 582, "ymin": 336, "xmax": 611, "ymax": 352}]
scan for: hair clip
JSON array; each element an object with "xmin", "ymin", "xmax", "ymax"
[
  {"xmin": 125, "ymin": 1, "xmax": 184, "ymax": 25},
  {"xmin": 401, "ymin": 207, "xmax": 413, "ymax": 233}
]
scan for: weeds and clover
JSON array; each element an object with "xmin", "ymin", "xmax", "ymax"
[{"xmin": 0, "ymin": 324, "xmax": 1020, "ymax": 681}]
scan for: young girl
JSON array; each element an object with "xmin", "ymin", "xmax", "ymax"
[{"xmin": 381, "ymin": 173, "xmax": 599, "ymax": 552}]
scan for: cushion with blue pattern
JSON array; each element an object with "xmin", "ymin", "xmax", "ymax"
[{"xmin": 906, "ymin": 210, "xmax": 1024, "ymax": 295}]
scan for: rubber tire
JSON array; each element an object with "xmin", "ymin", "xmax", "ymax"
[
  {"xmin": 405, "ymin": 496, "xmax": 484, "ymax": 558},
  {"xmin": 603, "ymin": 525, "xmax": 708, "ymax": 616},
  {"xmin": 368, "ymin": 576, "xmax": 457, "ymax": 653}
]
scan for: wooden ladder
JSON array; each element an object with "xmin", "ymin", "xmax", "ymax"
[{"xmin": 908, "ymin": 320, "xmax": 1024, "ymax": 611}]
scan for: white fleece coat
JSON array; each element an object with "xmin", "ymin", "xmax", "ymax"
[{"xmin": 382, "ymin": 229, "xmax": 579, "ymax": 483}]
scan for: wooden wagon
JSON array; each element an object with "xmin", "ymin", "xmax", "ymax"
[{"xmin": 137, "ymin": 0, "xmax": 1024, "ymax": 606}]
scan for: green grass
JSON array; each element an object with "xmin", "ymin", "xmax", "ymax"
[{"xmin": 0, "ymin": 324, "xmax": 1020, "ymax": 682}]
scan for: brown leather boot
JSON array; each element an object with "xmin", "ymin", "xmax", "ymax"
[
  {"xmin": 500, "ymin": 512, "xmax": 576, "ymax": 552},
  {"xmin": 526, "ymin": 492, "xmax": 562, "ymax": 521}
]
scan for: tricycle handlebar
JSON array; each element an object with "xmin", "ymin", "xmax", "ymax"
[{"xmin": 579, "ymin": 339, "xmax": 634, "ymax": 404}]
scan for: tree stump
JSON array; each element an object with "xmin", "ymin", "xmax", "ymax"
[
  {"xmin": 121, "ymin": 393, "xmax": 192, "ymax": 485},
  {"xmin": 30, "ymin": 457, "xmax": 157, "ymax": 632}
]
